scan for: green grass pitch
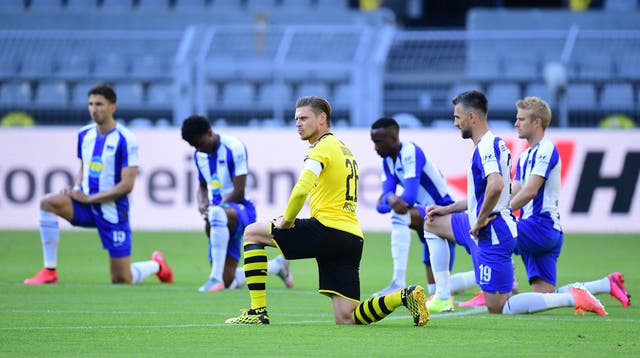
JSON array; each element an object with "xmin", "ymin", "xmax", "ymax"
[{"xmin": 1, "ymin": 230, "xmax": 638, "ymax": 356}]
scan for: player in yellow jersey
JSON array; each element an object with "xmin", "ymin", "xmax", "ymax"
[{"xmin": 225, "ymin": 96, "xmax": 429, "ymax": 326}]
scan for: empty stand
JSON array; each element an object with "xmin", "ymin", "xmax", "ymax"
[
  {"xmin": 34, "ymin": 80, "xmax": 69, "ymax": 107},
  {"xmin": 295, "ymin": 82, "xmax": 330, "ymax": 101},
  {"xmin": 220, "ymin": 82, "xmax": 255, "ymax": 107},
  {"xmin": 147, "ymin": 81, "xmax": 173, "ymax": 108},
  {"xmin": 0, "ymin": 80, "xmax": 33, "ymax": 106},
  {"xmin": 113, "ymin": 81, "xmax": 144, "ymax": 108},
  {"xmin": 600, "ymin": 82, "xmax": 635, "ymax": 110},
  {"xmin": 524, "ymin": 82, "xmax": 555, "ymax": 106},
  {"xmin": 566, "ymin": 82, "xmax": 598, "ymax": 110},
  {"xmin": 486, "ymin": 83, "xmax": 520, "ymax": 111}
]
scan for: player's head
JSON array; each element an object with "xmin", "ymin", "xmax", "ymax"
[
  {"xmin": 370, "ymin": 117, "xmax": 400, "ymax": 158},
  {"xmin": 516, "ymin": 96, "xmax": 552, "ymax": 129},
  {"xmin": 181, "ymin": 114, "xmax": 214, "ymax": 152},
  {"xmin": 88, "ymin": 83, "xmax": 117, "ymax": 104},
  {"xmin": 87, "ymin": 84, "xmax": 117, "ymax": 124},
  {"xmin": 294, "ymin": 96, "xmax": 331, "ymax": 143},
  {"xmin": 452, "ymin": 90, "xmax": 488, "ymax": 139}
]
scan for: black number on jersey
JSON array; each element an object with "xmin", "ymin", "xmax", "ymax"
[{"xmin": 345, "ymin": 158, "xmax": 359, "ymax": 202}]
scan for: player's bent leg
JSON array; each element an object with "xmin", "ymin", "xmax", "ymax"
[
  {"xmin": 40, "ymin": 192, "xmax": 74, "ymax": 221},
  {"xmin": 483, "ymin": 291, "xmax": 511, "ymax": 314},
  {"xmin": 110, "ymin": 256, "xmax": 133, "ymax": 284},
  {"xmin": 530, "ymin": 277, "xmax": 556, "ymax": 293},
  {"xmin": 222, "ymin": 256, "xmax": 239, "ymax": 288},
  {"xmin": 330, "ymin": 295, "xmax": 359, "ymax": 324}
]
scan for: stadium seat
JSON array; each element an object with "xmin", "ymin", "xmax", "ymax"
[
  {"xmin": 0, "ymin": 80, "xmax": 33, "ymax": 106},
  {"xmin": 56, "ymin": 54, "xmax": 93, "ymax": 79},
  {"xmin": 147, "ymin": 81, "xmax": 173, "ymax": 108},
  {"xmin": 100, "ymin": 0, "xmax": 134, "ymax": 11},
  {"xmin": 258, "ymin": 83, "xmax": 292, "ymax": 107},
  {"xmin": 333, "ymin": 83, "xmax": 352, "ymax": 109},
  {"xmin": 295, "ymin": 82, "xmax": 330, "ymax": 100},
  {"xmin": 211, "ymin": 0, "xmax": 241, "ymax": 10},
  {"xmin": 0, "ymin": 57, "xmax": 20, "ymax": 79},
  {"xmin": 65, "ymin": 0, "xmax": 98, "ymax": 11},
  {"xmin": 503, "ymin": 54, "xmax": 539, "ymax": 81},
  {"xmin": 315, "ymin": 0, "xmax": 347, "ymax": 10},
  {"xmin": 600, "ymin": 83, "xmax": 635, "ymax": 110},
  {"xmin": 566, "ymin": 83, "xmax": 598, "ymax": 110},
  {"xmin": 486, "ymin": 83, "xmax": 520, "ymax": 111},
  {"xmin": 93, "ymin": 53, "xmax": 129, "ymax": 79},
  {"xmin": 113, "ymin": 81, "xmax": 144, "ymax": 108},
  {"xmin": 448, "ymin": 82, "xmax": 483, "ymax": 102},
  {"xmin": 245, "ymin": 0, "xmax": 277, "ymax": 11},
  {"xmin": 19, "ymin": 55, "xmax": 55, "ymax": 79},
  {"xmin": 34, "ymin": 80, "xmax": 69, "ymax": 107},
  {"xmin": 573, "ymin": 54, "xmax": 613, "ymax": 81},
  {"xmin": 28, "ymin": 0, "xmax": 62, "ymax": 11},
  {"xmin": 173, "ymin": 0, "xmax": 210, "ymax": 11},
  {"xmin": 0, "ymin": 1, "xmax": 26, "ymax": 11},
  {"xmin": 136, "ymin": 0, "xmax": 170, "ymax": 11},
  {"xmin": 71, "ymin": 80, "xmax": 96, "ymax": 107},
  {"xmin": 615, "ymin": 53, "xmax": 640, "ymax": 80},
  {"xmin": 279, "ymin": 0, "xmax": 312, "ymax": 9},
  {"xmin": 221, "ymin": 82, "xmax": 255, "ymax": 107},
  {"xmin": 466, "ymin": 54, "xmax": 502, "ymax": 81},
  {"xmin": 524, "ymin": 82, "xmax": 555, "ymax": 106},
  {"xmin": 130, "ymin": 55, "xmax": 167, "ymax": 80}
]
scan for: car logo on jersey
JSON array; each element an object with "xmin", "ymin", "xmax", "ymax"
[{"xmin": 88, "ymin": 156, "xmax": 104, "ymax": 178}]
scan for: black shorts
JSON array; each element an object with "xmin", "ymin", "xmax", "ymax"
[{"xmin": 271, "ymin": 217, "xmax": 364, "ymax": 302}]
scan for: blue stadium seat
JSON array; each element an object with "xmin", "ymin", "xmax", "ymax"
[
  {"xmin": 71, "ymin": 80, "xmax": 96, "ymax": 107},
  {"xmin": 93, "ymin": 53, "xmax": 129, "ymax": 79},
  {"xmin": 573, "ymin": 54, "xmax": 613, "ymax": 81},
  {"xmin": 210, "ymin": 0, "xmax": 241, "ymax": 10},
  {"xmin": 221, "ymin": 82, "xmax": 255, "ymax": 107},
  {"xmin": 524, "ymin": 82, "xmax": 555, "ymax": 106},
  {"xmin": 56, "ymin": 54, "xmax": 93, "ymax": 79},
  {"xmin": 245, "ymin": 0, "xmax": 277, "ymax": 11},
  {"xmin": 136, "ymin": 0, "xmax": 170, "ymax": 11},
  {"xmin": 600, "ymin": 83, "xmax": 635, "ymax": 110},
  {"xmin": 279, "ymin": 0, "xmax": 312, "ymax": 9},
  {"xmin": 486, "ymin": 83, "xmax": 520, "ymax": 111},
  {"xmin": 0, "ymin": 57, "xmax": 20, "ymax": 80},
  {"xmin": 147, "ymin": 81, "xmax": 173, "ymax": 108},
  {"xmin": 448, "ymin": 82, "xmax": 483, "ymax": 102},
  {"xmin": 0, "ymin": 1, "xmax": 26, "ymax": 11},
  {"xmin": 65, "ymin": 0, "xmax": 98, "ymax": 11},
  {"xmin": 503, "ymin": 54, "xmax": 539, "ymax": 81},
  {"xmin": 130, "ymin": 55, "xmax": 167, "ymax": 80},
  {"xmin": 566, "ymin": 83, "xmax": 597, "ymax": 110},
  {"xmin": 258, "ymin": 83, "xmax": 292, "ymax": 107},
  {"xmin": 466, "ymin": 54, "xmax": 501, "ymax": 81},
  {"xmin": 19, "ymin": 55, "xmax": 55, "ymax": 79},
  {"xmin": 35, "ymin": 80, "xmax": 69, "ymax": 107},
  {"xmin": 295, "ymin": 82, "xmax": 330, "ymax": 100},
  {"xmin": 28, "ymin": 0, "xmax": 62, "ymax": 11},
  {"xmin": 173, "ymin": 0, "xmax": 210, "ymax": 11},
  {"xmin": 100, "ymin": 0, "xmax": 134, "ymax": 11},
  {"xmin": 0, "ymin": 80, "xmax": 33, "ymax": 106},
  {"xmin": 332, "ymin": 83, "xmax": 352, "ymax": 109},
  {"xmin": 113, "ymin": 81, "xmax": 144, "ymax": 108},
  {"xmin": 615, "ymin": 53, "xmax": 640, "ymax": 80}
]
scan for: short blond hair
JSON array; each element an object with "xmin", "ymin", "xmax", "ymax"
[{"xmin": 516, "ymin": 96, "xmax": 552, "ymax": 129}]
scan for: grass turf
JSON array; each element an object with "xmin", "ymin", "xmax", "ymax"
[{"xmin": 1, "ymin": 230, "xmax": 638, "ymax": 356}]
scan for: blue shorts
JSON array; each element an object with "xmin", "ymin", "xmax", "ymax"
[
  {"xmin": 70, "ymin": 201, "xmax": 131, "ymax": 258},
  {"xmin": 516, "ymin": 215, "xmax": 563, "ymax": 286},
  {"xmin": 221, "ymin": 200, "xmax": 257, "ymax": 261},
  {"xmin": 452, "ymin": 211, "xmax": 516, "ymax": 294}
]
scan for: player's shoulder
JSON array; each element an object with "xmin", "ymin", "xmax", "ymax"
[
  {"xmin": 78, "ymin": 122, "xmax": 95, "ymax": 135},
  {"xmin": 219, "ymin": 133, "xmax": 246, "ymax": 150}
]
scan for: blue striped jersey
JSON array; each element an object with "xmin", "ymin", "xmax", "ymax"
[
  {"xmin": 381, "ymin": 141, "xmax": 455, "ymax": 207},
  {"xmin": 514, "ymin": 136, "xmax": 562, "ymax": 230},
  {"xmin": 193, "ymin": 134, "xmax": 249, "ymax": 205},
  {"xmin": 77, "ymin": 122, "xmax": 138, "ymax": 225}
]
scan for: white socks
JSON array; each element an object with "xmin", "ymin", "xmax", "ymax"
[
  {"xmin": 390, "ymin": 214, "xmax": 411, "ymax": 286},
  {"xmin": 425, "ymin": 234, "xmax": 451, "ymax": 300},
  {"xmin": 208, "ymin": 206, "xmax": 229, "ymax": 281},
  {"xmin": 130, "ymin": 260, "xmax": 160, "ymax": 284},
  {"xmin": 502, "ymin": 292, "xmax": 573, "ymax": 314},
  {"xmin": 450, "ymin": 270, "xmax": 477, "ymax": 294},
  {"xmin": 556, "ymin": 277, "xmax": 609, "ymax": 295},
  {"xmin": 39, "ymin": 210, "xmax": 60, "ymax": 269}
]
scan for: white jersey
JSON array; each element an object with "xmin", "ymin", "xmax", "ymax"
[
  {"xmin": 467, "ymin": 131, "xmax": 517, "ymax": 244},
  {"xmin": 514, "ymin": 136, "xmax": 562, "ymax": 230},
  {"xmin": 380, "ymin": 141, "xmax": 455, "ymax": 206},
  {"xmin": 77, "ymin": 122, "xmax": 138, "ymax": 225},
  {"xmin": 194, "ymin": 134, "xmax": 249, "ymax": 205}
]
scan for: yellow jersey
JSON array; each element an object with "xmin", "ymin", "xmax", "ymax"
[{"xmin": 305, "ymin": 133, "xmax": 364, "ymax": 239}]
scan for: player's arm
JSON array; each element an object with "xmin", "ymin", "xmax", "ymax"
[
  {"xmin": 280, "ymin": 159, "xmax": 321, "ymax": 228},
  {"xmin": 510, "ymin": 174, "xmax": 545, "ymax": 211},
  {"xmin": 376, "ymin": 176, "xmax": 397, "ymax": 213},
  {"xmin": 470, "ymin": 173, "xmax": 503, "ymax": 239},
  {"xmin": 425, "ymin": 199, "xmax": 467, "ymax": 220},
  {"xmin": 71, "ymin": 166, "xmax": 138, "ymax": 204},
  {"xmin": 63, "ymin": 161, "xmax": 84, "ymax": 195},
  {"xmin": 197, "ymin": 180, "xmax": 209, "ymax": 218},
  {"xmin": 224, "ymin": 174, "xmax": 247, "ymax": 204}
]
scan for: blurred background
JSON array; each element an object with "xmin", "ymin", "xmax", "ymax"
[{"xmin": 1, "ymin": 0, "xmax": 639, "ymax": 129}]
